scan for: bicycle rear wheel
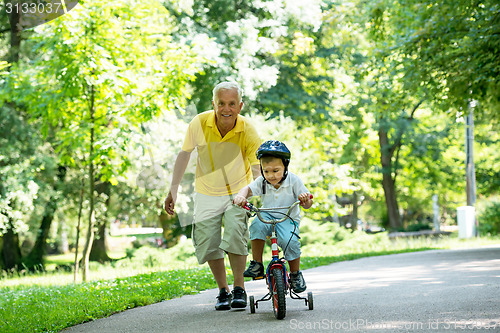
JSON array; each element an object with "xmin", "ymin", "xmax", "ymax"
[{"xmin": 270, "ymin": 267, "xmax": 286, "ymax": 319}]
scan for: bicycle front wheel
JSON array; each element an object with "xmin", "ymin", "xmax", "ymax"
[{"xmin": 270, "ymin": 267, "xmax": 286, "ymax": 319}]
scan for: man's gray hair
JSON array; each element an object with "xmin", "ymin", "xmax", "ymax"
[{"xmin": 213, "ymin": 81, "xmax": 243, "ymax": 103}]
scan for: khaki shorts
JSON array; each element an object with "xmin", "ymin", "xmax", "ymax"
[{"xmin": 192, "ymin": 192, "xmax": 249, "ymax": 264}]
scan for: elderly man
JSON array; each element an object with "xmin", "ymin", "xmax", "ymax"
[{"xmin": 164, "ymin": 82, "xmax": 261, "ymax": 310}]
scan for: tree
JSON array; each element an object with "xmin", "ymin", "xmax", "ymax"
[
  {"xmin": 250, "ymin": 1, "xmax": 379, "ymax": 226},
  {"xmin": 379, "ymin": 0, "xmax": 500, "ymax": 116},
  {"xmin": 0, "ymin": 105, "xmax": 42, "ymax": 269},
  {"xmin": 22, "ymin": 165, "xmax": 67, "ymax": 270},
  {"xmin": 0, "ymin": 1, "xmax": 39, "ymax": 270},
  {"xmin": 162, "ymin": 0, "xmax": 325, "ymax": 112},
  {"xmin": 4, "ymin": 0, "xmax": 201, "ymax": 278},
  {"xmin": 89, "ymin": 181, "xmax": 111, "ymax": 263},
  {"xmin": 358, "ymin": 0, "xmax": 500, "ymax": 228}
]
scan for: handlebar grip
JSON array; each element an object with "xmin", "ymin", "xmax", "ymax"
[
  {"xmin": 232, "ymin": 198, "xmax": 251, "ymax": 211},
  {"xmin": 309, "ymin": 194, "xmax": 313, "ymax": 199}
]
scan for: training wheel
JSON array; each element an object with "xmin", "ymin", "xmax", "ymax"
[
  {"xmin": 249, "ymin": 296, "xmax": 255, "ymax": 313},
  {"xmin": 307, "ymin": 292, "xmax": 313, "ymax": 310}
]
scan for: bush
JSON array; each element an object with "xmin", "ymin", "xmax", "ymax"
[
  {"xmin": 300, "ymin": 218, "xmax": 360, "ymax": 247},
  {"xmin": 397, "ymin": 222, "xmax": 432, "ymax": 232},
  {"xmin": 115, "ymin": 240, "xmax": 198, "ymax": 270},
  {"xmin": 478, "ymin": 200, "xmax": 500, "ymax": 235}
]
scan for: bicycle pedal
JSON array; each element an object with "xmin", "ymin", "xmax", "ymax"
[{"xmin": 253, "ymin": 275, "xmax": 266, "ymax": 280}]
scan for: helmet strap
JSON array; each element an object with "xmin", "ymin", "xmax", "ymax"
[
  {"xmin": 260, "ymin": 164, "xmax": 267, "ymax": 194},
  {"xmin": 280, "ymin": 169, "xmax": 288, "ymax": 183}
]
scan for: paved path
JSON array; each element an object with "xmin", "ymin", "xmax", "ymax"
[{"xmin": 63, "ymin": 246, "xmax": 500, "ymax": 332}]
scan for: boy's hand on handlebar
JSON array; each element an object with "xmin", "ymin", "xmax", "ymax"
[
  {"xmin": 233, "ymin": 194, "xmax": 248, "ymax": 208},
  {"xmin": 298, "ymin": 193, "xmax": 313, "ymax": 209}
]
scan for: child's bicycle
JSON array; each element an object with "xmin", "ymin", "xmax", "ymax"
[{"xmin": 240, "ymin": 196, "xmax": 314, "ymax": 320}]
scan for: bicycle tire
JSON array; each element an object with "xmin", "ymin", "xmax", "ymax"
[
  {"xmin": 307, "ymin": 291, "xmax": 314, "ymax": 310},
  {"xmin": 270, "ymin": 267, "xmax": 286, "ymax": 319},
  {"xmin": 249, "ymin": 296, "xmax": 255, "ymax": 313}
]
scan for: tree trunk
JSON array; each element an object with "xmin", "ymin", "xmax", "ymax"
[
  {"xmin": 89, "ymin": 181, "xmax": 111, "ymax": 263},
  {"xmin": 0, "ymin": 175, "xmax": 6, "ymax": 270},
  {"xmin": 381, "ymin": 171, "xmax": 401, "ymax": 229},
  {"xmin": 23, "ymin": 166, "xmax": 67, "ymax": 270},
  {"xmin": 378, "ymin": 127, "xmax": 402, "ymax": 230},
  {"xmin": 0, "ymin": 237, "xmax": 4, "ymax": 270},
  {"xmin": 59, "ymin": 219, "xmax": 69, "ymax": 254},
  {"xmin": 82, "ymin": 85, "xmax": 96, "ymax": 282},
  {"xmin": 351, "ymin": 191, "xmax": 358, "ymax": 230},
  {"xmin": 0, "ymin": 177, "xmax": 19, "ymax": 271},
  {"xmin": 89, "ymin": 222, "xmax": 111, "ymax": 263},
  {"xmin": 7, "ymin": 0, "xmax": 21, "ymax": 64},
  {"xmin": 23, "ymin": 202, "xmax": 55, "ymax": 270},
  {"xmin": 74, "ymin": 177, "xmax": 85, "ymax": 282},
  {"xmin": 81, "ymin": 209, "xmax": 94, "ymax": 282},
  {"xmin": 1, "ymin": 221, "xmax": 22, "ymax": 270}
]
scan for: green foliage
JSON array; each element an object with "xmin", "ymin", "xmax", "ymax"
[
  {"xmin": 0, "ymin": 106, "xmax": 50, "ymax": 236},
  {"xmin": 478, "ymin": 200, "xmax": 500, "ymax": 235},
  {"xmin": 368, "ymin": 0, "xmax": 500, "ymax": 115},
  {"xmin": 475, "ymin": 120, "xmax": 500, "ymax": 196},
  {"xmin": 166, "ymin": 0, "xmax": 325, "ymax": 113},
  {"xmin": 246, "ymin": 113, "xmax": 359, "ymax": 220},
  {"xmin": 300, "ymin": 217, "xmax": 361, "ymax": 246},
  {"xmin": 5, "ymin": 0, "xmax": 201, "ymax": 177},
  {"xmin": 395, "ymin": 110, "xmax": 465, "ymax": 222},
  {"xmin": 117, "ymin": 241, "xmax": 197, "ymax": 270},
  {"xmin": 0, "ymin": 61, "xmax": 9, "ymax": 73},
  {"xmin": 0, "ymin": 0, "xmax": 204, "ymax": 271}
]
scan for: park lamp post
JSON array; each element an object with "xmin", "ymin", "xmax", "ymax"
[
  {"xmin": 465, "ymin": 100, "xmax": 478, "ymax": 237},
  {"xmin": 465, "ymin": 101, "xmax": 477, "ymax": 207}
]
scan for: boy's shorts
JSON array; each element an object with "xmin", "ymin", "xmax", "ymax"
[
  {"xmin": 249, "ymin": 212, "xmax": 301, "ymax": 261},
  {"xmin": 192, "ymin": 192, "xmax": 249, "ymax": 264}
]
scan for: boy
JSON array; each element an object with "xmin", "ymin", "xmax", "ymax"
[{"xmin": 233, "ymin": 140, "xmax": 313, "ymax": 293}]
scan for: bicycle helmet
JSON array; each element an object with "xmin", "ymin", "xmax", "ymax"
[
  {"xmin": 256, "ymin": 140, "xmax": 291, "ymax": 162},
  {"xmin": 256, "ymin": 140, "xmax": 291, "ymax": 192}
]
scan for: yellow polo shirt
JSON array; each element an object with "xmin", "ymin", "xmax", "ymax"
[{"xmin": 182, "ymin": 110, "xmax": 261, "ymax": 196}]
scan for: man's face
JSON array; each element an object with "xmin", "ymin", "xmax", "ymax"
[
  {"xmin": 261, "ymin": 158, "xmax": 285, "ymax": 186},
  {"xmin": 212, "ymin": 88, "xmax": 243, "ymax": 131}
]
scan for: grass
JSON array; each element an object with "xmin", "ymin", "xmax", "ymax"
[
  {"xmin": 1, "ymin": 221, "xmax": 498, "ymax": 333},
  {"xmin": 0, "ymin": 268, "xmax": 217, "ymax": 332}
]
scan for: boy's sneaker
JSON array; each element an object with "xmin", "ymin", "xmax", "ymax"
[
  {"xmin": 290, "ymin": 271, "xmax": 307, "ymax": 293},
  {"xmin": 243, "ymin": 260, "xmax": 265, "ymax": 279},
  {"xmin": 215, "ymin": 288, "xmax": 231, "ymax": 310},
  {"xmin": 231, "ymin": 286, "xmax": 247, "ymax": 309}
]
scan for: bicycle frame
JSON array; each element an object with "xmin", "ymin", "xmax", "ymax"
[
  {"xmin": 243, "ymin": 200, "xmax": 301, "ymax": 286},
  {"xmin": 242, "ymin": 199, "xmax": 313, "ymax": 319}
]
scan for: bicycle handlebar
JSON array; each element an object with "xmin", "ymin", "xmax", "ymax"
[{"xmin": 238, "ymin": 194, "xmax": 313, "ymax": 224}]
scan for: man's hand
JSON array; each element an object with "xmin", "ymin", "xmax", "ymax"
[
  {"xmin": 164, "ymin": 150, "xmax": 191, "ymax": 215},
  {"xmin": 298, "ymin": 193, "xmax": 313, "ymax": 209},
  {"xmin": 164, "ymin": 191, "xmax": 176, "ymax": 215}
]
